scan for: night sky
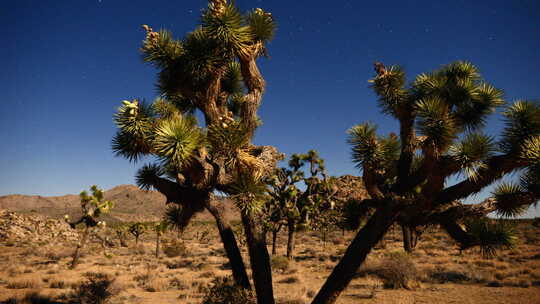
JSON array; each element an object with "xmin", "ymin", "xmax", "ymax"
[{"xmin": 2, "ymin": 1, "xmax": 539, "ymax": 216}]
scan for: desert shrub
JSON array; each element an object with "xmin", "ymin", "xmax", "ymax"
[
  {"xmin": 165, "ymin": 259, "xmax": 193, "ymax": 269},
  {"xmin": 371, "ymin": 252, "xmax": 417, "ymax": 289},
  {"xmin": 72, "ymin": 272, "xmax": 118, "ymax": 304},
  {"xmin": 169, "ymin": 277, "xmax": 189, "ymax": 290},
  {"xmin": 200, "ymin": 276, "xmax": 256, "ymax": 304},
  {"xmin": 271, "ymin": 256, "xmax": 290, "ymax": 272},
  {"xmin": 162, "ymin": 240, "xmax": 186, "ymax": 258},
  {"xmin": 144, "ymin": 277, "xmax": 170, "ymax": 292},
  {"xmin": 6, "ymin": 277, "xmax": 41, "ymax": 289},
  {"xmin": 277, "ymin": 276, "xmax": 301, "ymax": 284},
  {"xmin": 427, "ymin": 267, "xmax": 471, "ymax": 283},
  {"xmin": 4, "ymin": 291, "xmax": 56, "ymax": 304}
]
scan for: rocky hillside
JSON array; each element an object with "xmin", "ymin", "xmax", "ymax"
[{"xmin": 0, "ymin": 185, "xmax": 169, "ymax": 222}]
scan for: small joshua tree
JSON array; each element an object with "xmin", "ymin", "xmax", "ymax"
[
  {"xmin": 129, "ymin": 222, "xmax": 146, "ymax": 246},
  {"xmin": 65, "ymin": 185, "xmax": 113, "ymax": 269},
  {"xmin": 266, "ymin": 150, "xmax": 337, "ymax": 259},
  {"xmin": 154, "ymin": 220, "xmax": 169, "ymax": 258}
]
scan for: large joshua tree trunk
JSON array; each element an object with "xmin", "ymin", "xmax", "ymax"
[
  {"xmin": 155, "ymin": 233, "xmax": 161, "ymax": 258},
  {"xmin": 241, "ymin": 213, "xmax": 275, "ymax": 304},
  {"xmin": 70, "ymin": 226, "xmax": 89, "ymax": 269},
  {"xmin": 271, "ymin": 226, "xmax": 281, "ymax": 255},
  {"xmin": 286, "ymin": 219, "xmax": 296, "ymax": 260},
  {"xmin": 311, "ymin": 204, "xmax": 398, "ymax": 304},
  {"xmin": 401, "ymin": 225, "xmax": 414, "ymax": 252},
  {"xmin": 205, "ymin": 200, "xmax": 252, "ymax": 290}
]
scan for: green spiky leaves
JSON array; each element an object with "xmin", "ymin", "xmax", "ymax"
[
  {"xmin": 141, "ymin": 27, "xmax": 184, "ymax": 68},
  {"xmin": 416, "ymin": 98, "xmax": 456, "ymax": 150},
  {"xmin": 371, "ymin": 65, "xmax": 407, "ymax": 117},
  {"xmin": 347, "ymin": 123, "xmax": 400, "ymax": 172},
  {"xmin": 202, "ymin": 3, "xmax": 252, "ymax": 57},
  {"xmin": 246, "ymin": 8, "xmax": 276, "ymax": 43},
  {"xmin": 464, "ymin": 218, "xmax": 517, "ymax": 258},
  {"xmin": 500, "ymin": 100, "xmax": 540, "ymax": 154},
  {"xmin": 112, "ymin": 99, "xmax": 155, "ymax": 162},
  {"xmin": 153, "ymin": 115, "xmax": 205, "ymax": 170},
  {"xmin": 449, "ymin": 133, "xmax": 495, "ymax": 180},
  {"xmin": 492, "ymin": 183, "xmax": 530, "ymax": 217},
  {"xmin": 135, "ymin": 163, "xmax": 164, "ymax": 191}
]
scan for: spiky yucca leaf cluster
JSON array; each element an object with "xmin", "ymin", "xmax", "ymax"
[
  {"xmin": 164, "ymin": 204, "xmax": 185, "ymax": 232},
  {"xmin": 153, "ymin": 115, "xmax": 205, "ymax": 170},
  {"xmin": 501, "ymin": 101, "xmax": 540, "ymax": 154},
  {"xmin": 464, "ymin": 218, "xmax": 517, "ymax": 258},
  {"xmin": 347, "ymin": 123, "xmax": 399, "ymax": 176}
]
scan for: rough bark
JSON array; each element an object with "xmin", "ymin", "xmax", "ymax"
[
  {"xmin": 155, "ymin": 233, "xmax": 161, "ymax": 258},
  {"xmin": 271, "ymin": 229, "xmax": 279, "ymax": 255},
  {"xmin": 401, "ymin": 225, "xmax": 413, "ymax": 252},
  {"xmin": 70, "ymin": 226, "xmax": 89, "ymax": 269},
  {"xmin": 241, "ymin": 212, "xmax": 275, "ymax": 304},
  {"xmin": 311, "ymin": 204, "xmax": 399, "ymax": 304},
  {"xmin": 205, "ymin": 199, "xmax": 251, "ymax": 290}
]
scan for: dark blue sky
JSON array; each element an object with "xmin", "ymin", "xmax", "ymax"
[{"xmin": 2, "ymin": 1, "xmax": 539, "ymax": 215}]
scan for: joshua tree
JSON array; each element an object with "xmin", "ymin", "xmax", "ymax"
[
  {"xmin": 129, "ymin": 222, "xmax": 146, "ymax": 245},
  {"xmin": 311, "ymin": 61, "xmax": 540, "ymax": 304},
  {"xmin": 154, "ymin": 220, "xmax": 169, "ymax": 258},
  {"xmin": 111, "ymin": 0, "xmax": 279, "ymax": 301},
  {"xmin": 266, "ymin": 150, "xmax": 336, "ymax": 259},
  {"xmin": 65, "ymin": 185, "xmax": 113, "ymax": 269}
]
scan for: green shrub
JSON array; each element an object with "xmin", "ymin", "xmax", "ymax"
[
  {"xmin": 271, "ymin": 256, "xmax": 290, "ymax": 272},
  {"xmin": 370, "ymin": 251, "xmax": 418, "ymax": 289},
  {"xmin": 72, "ymin": 272, "xmax": 118, "ymax": 304},
  {"xmin": 163, "ymin": 240, "xmax": 186, "ymax": 258},
  {"xmin": 200, "ymin": 276, "xmax": 255, "ymax": 304}
]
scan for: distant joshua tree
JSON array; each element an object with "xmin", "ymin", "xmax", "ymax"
[
  {"xmin": 312, "ymin": 61, "xmax": 540, "ymax": 304},
  {"xmin": 128, "ymin": 222, "xmax": 146, "ymax": 245},
  {"xmin": 154, "ymin": 220, "xmax": 169, "ymax": 258},
  {"xmin": 266, "ymin": 151, "xmax": 337, "ymax": 259},
  {"xmin": 111, "ymin": 0, "xmax": 279, "ymax": 300},
  {"xmin": 65, "ymin": 185, "xmax": 113, "ymax": 269}
]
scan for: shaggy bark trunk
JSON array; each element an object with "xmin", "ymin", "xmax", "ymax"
[
  {"xmin": 241, "ymin": 213, "xmax": 275, "ymax": 304},
  {"xmin": 70, "ymin": 226, "xmax": 89, "ymax": 269},
  {"xmin": 401, "ymin": 225, "xmax": 413, "ymax": 253},
  {"xmin": 205, "ymin": 200, "xmax": 251, "ymax": 290},
  {"xmin": 311, "ymin": 205, "xmax": 399, "ymax": 304},
  {"xmin": 155, "ymin": 233, "xmax": 161, "ymax": 258},
  {"xmin": 272, "ymin": 229, "xmax": 278, "ymax": 255},
  {"xmin": 286, "ymin": 220, "xmax": 296, "ymax": 260}
]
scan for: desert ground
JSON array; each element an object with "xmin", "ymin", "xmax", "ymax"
[{"xmin": 0, "ymin": 208, "xmax": 539, "ymax": 304}]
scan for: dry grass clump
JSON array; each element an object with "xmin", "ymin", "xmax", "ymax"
[
  {"xmin": 144, "ymin": 277, "xmax": 170, "ymax": 292},
  {"xmin": 199, "ymin": 276, "xmax": 256, "ymax": 304},
  {"xmin": 3, "ymin": 291, "xmax": 57, "ymax": 304},
  {"xmin": 162, "ymin": 240, "xmax": 187, "ymax": 258},
  {"xmin": 358, "ymin": 251, "xmax": 418, "ymax": 289},
  {"xmin": 271, "ymin": 256, "xmax": 290, "ymax": 272},
  {"xmin": 6, "ymin": 277, "xmax": 42, "ymax": 289}
]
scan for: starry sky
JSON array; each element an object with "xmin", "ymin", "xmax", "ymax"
[{"xmin": 2, "ymin": 1, "xmax": 539, "ymax": 216}]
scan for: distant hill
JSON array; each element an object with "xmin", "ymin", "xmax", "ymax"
[
  {"xmin": 0, "ymin": 175, "xmax": 368, "ymax": 223},
  {"xmin": 0, "ymin": 185, "xmax": 171, "ymax": 222}
]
